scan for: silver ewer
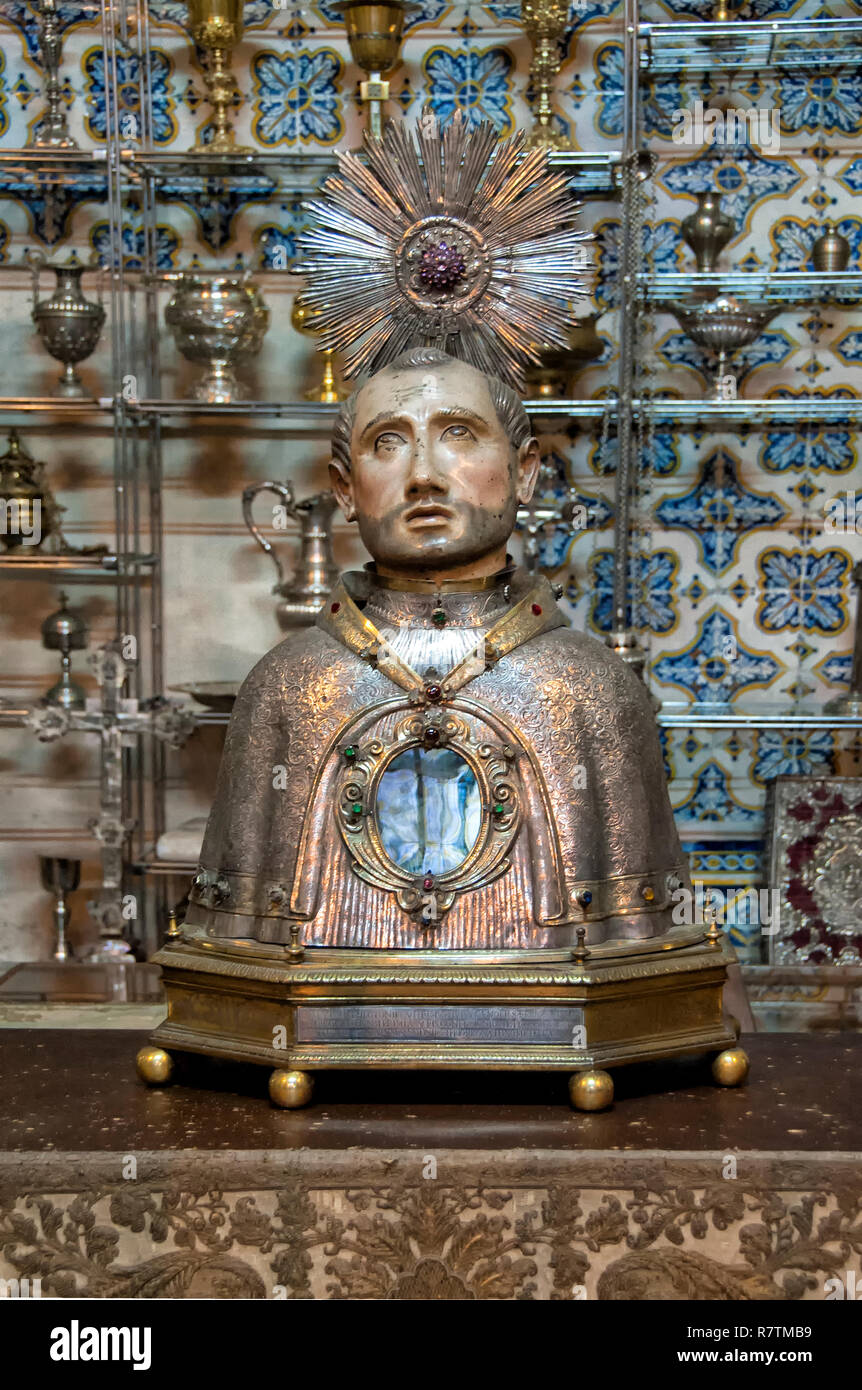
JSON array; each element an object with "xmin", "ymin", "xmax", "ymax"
[
  {"xmin": 164, "ymin": 270, "xmax": 270, "ymax": 404},
  {"xmin": 27, "ymin": 251, "xmax": 105, "ymax": 398},
  {"xmin": 242, "ymin": 480, "xmax": 339, "ymax": 628}
]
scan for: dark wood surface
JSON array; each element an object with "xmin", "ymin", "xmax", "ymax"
[{"xmin": 0, "ymin": 1031, "xmax": 859, "ymax": 1153}]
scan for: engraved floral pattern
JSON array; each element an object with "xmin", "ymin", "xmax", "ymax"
[{"xmin": 1, "ymin": 1157, "xmax": 860, "ymax": 1300}]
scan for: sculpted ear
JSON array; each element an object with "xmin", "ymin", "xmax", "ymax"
[
  {"xmin": 329, "ymin": 458, "xmax": 356, "ymax": 522},
  {"xmin": 516, "ymin": 436, "xmax": 541, "ymax": 505}
]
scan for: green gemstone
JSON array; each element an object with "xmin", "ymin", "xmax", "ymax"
[
  {"xmin": 351, "ymin": 802, "xmax": 363, "ymax": 815},
  {"xmin": 494, "ymin": 802, "xmax": 505, "ymax": 815},
  {"xmin": 345, "ymin": 745, "xmax": 356, "ymax": 760},
  {"xmin": 431, "ymin": 608, "xmax": 447, "ymax": 627}
]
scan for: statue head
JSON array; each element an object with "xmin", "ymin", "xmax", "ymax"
[{"xmin": 329, "ymin": 348, "xmax": 541, "ymax": 583}]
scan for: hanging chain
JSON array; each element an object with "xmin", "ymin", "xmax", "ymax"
[{"xmin": 628, "ymin": 148, "xmax": 657, "ymax": 639}]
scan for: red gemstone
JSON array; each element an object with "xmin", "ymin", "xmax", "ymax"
[
  {"xmin": 532, "ymin": 603, "xmax": 542, "ymax": 615},
  {"xmin": 424, "ymin": 726, "xmax": 441, "ymax": 744},
  {"xmin": 423, "ymin": 875, "xmax": 434, "ymax": 891},
  {"xmin": 331, "ymin": 601, "xmax": 341, "ymax": 613},
  {"xmin": 426, "ymin": 684, "xmax": 442, "ymax": 702}
]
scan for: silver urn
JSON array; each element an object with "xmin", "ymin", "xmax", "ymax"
[
  {"xmin": 164, "ymin": 270, "xmax": 270, "ymax": 403},
  {"xmin": 27, "ymin": 251, "xmax": 105, "ymax": 397},
  {"xmin": 811, "ymin": 222, "xmax": 851, "ymax": 272},
  {"xmin": 680, "ymin": 192, "xmax": 734, "ymax": 272}
]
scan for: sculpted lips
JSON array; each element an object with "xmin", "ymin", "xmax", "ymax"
[{"xmin": 402, "ymin": 502, "xmax": 455, "ymax": 529}]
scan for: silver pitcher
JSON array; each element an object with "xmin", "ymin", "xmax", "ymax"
[
  {"xmin": 27, "ymin": 251, "xmax": 105, "ymax": 397},
  {"xmin": 164, "ymin": 270, "xmax": 270, "ymax": 403},
  {"xmin": 242, "ymin": 481, "xmax": 339, "ymax": 629}
]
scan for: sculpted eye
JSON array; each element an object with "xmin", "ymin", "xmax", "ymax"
[
  {"xmin": 442, "ymin": 423, "xmax": 474, "ymax": 440},
  {"xmin": 375, "ymin": 431, "xmax": 404, "ymax": 450}
]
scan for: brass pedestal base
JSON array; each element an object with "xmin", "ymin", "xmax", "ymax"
[{"xmin": 138, "ymin": 926, "xmax": 747, "ymax": 1110}]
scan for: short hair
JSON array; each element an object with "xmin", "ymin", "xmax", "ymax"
[{"xmin": 330, "ymin": 347, "xmax": 532, "ymax": 472}]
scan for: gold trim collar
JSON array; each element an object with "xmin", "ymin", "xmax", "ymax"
[{"xmin": 317, "ymin": 570, "xmax": 568, "ymax": 697}]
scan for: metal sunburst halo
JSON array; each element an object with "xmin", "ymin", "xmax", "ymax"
[{"xmin": 295, "ymin": 108, "xmax": 593, "ymax": 389}]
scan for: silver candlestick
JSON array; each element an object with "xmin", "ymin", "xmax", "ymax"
[
  {"xmin": 39, "ymin": 854, "xmax": 80, "ymax": 961},
  {"xmin": 826, "ymin": 561, "xmax": 862, "ymax": 716},
  {"xmin": 41, "ymin": 591, "xmax": 88, "ymax": 709},
  {"xmin": 30, "ymin": 0, "xmax": 77, "ymax": 149}
]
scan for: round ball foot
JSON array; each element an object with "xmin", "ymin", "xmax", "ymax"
[
  {"xmin": 711, "ymin": 1047, "xmax": 750, "ymax": 1088},
  {"xmin": 136, "ymin": 1045, "xmax": 174, "ymax": 1086},
  {"xmin": 569, "ymin": 1068, "xmax": 614, "ymax": 1112},
  {"xmin": 269, "ymin": 1068, "xmax": 314, "ymax": 1109}
]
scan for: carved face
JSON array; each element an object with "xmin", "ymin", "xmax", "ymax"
[{"xmin": 329, "ymin": 360, "xmax": 540, "ymax": 580}]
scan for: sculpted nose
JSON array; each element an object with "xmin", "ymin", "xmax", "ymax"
[{"xmin": 405, "ymin": 437, "xmax": 448, "ymax": 498}]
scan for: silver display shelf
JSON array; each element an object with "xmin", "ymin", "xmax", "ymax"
[
  {"xmin": 0, "ymin": 552, "xmax": 156, "ymax": 582},
  {"xmin": 658, "ymin": 704, "xmax": 862, "ymax": 731},
  {"xmin": 0, "ymin": 149, "xmax": 112, "ymax": 165},
  {"xmin": 644, "ymin": 271, "xmax": 862, "ymax": 305},
  {"xmin": 642, "ymin": 398, "xmax": 862, "ymax": 425},
  {"xmin": 547, "ymin": 151, "xmax": 620, "ymax": 194},
  {"xmin": 131, "ymin": 854, "xmax": 196, "ymax": 877},
  {"xmin": 1, "ymin": 393, "xmax": 856, "ymax": 429},
  {"xmin": 122, "ymin": 396, "xmax": 862, "ymax": 426},
  {"xmin": 639, "ymin": 17, "xmax": 862, "ymax": 73},
  {"xmin": 127, "ymin": 398, "xmax": 340, "ymax": 421},
  {"xmin": 126, "ymin": 398, "xmax": 613, "ymax": 421},
  {"xmin": 126, "ymin": 148, "xmax": 336, "ymax": 195},
  {"xmin": 525, "ymin": 399, "xmax": 613, "ymax": 418},
  {"xmin": 124, "ymin": 147, "xmax": 621, "ymax": 195},
  {"xmin": 0, "ymin": 397, "xmax": 113, "ymax": 414}
]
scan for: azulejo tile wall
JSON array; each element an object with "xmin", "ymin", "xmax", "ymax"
[{"xmin": 0, "ymin": 0, "xmax": 860, "ymax": 961}]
